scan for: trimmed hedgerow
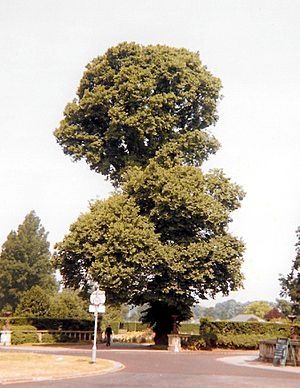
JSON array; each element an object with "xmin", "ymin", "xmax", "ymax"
[
  {"xmin": 185, "ymin": 333, "xmax": 278, "ymax": 350},
  {"xmin": 0, "ymin": 317, "xmax": 95, "ymax": 331},
  {"xmin": 179, "ymin": 324, "xmax": 199, "ymax": 334},
  {"xmin": 183, "ymin": 319, "xmax": 300, "ymax": 350},
  {"xmin": 198, "ymin": 318, "xmax": 297, "ymax": 337}
]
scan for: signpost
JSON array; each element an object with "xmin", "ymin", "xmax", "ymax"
[
  {"xmin": 90, "ymin": 290, "xmax": 106, "ymax": 306},
  {"xmin": 90, "ymin": 289, "xmax": 106, "ymax": 363},
  {"xmin": 89, "ymin": 304, "xmax": 105, "ymax": 313}
]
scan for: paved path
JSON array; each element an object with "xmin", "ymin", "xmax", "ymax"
[{"xmin": 1, "ymin": 344, "xmax": 300, "ymax": 387}]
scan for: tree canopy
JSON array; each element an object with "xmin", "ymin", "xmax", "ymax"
[
  {"xmin": 53, "ymin": 194, "xmax": 165, "ymax": 303},
  {"xmin": 53, "ymin": 42, "xmax": 245, "ymax": 344},
  {"xmin": 280, "ymin": 227, "xmax": 300, "ymax": 314},
  {"xmin": 192, "ymin": 299, "xmax": 288, "ymax": 321},
  {"xmin": 15, "ymin": 286, "xmax": 90, "ymax": 319},
  {"xmin": 0, "ymin": 211, "xmax": 57, "ymax": 311},
  {"xmin": 54, "ymin": 42, "xmax": 222, "ymax": 185},
  {"xmin": 53, "ymin": 155, "xmax": 245, "ymax": 342},
  {"xmin": 47, "ymin": 289, "xmax": 90, "ymax": 319},
  {"xmin": 275, "ymin": 298, "xmax": 292, "ymax": 316},
  {"xmin": 211, "ymin": 299, "xmax": 244, "ymax": 320},
  {"xmin": 15, "ymin": 285, "xmax": 52, "ymax": 317},
  {"xmin": 242, "ymin": 301, "xmax": 274, "ymax": 319}
]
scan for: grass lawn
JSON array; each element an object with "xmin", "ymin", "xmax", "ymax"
[{"xmin": 0, "ymin": 352, "xmax": 116, "ymax": 383}]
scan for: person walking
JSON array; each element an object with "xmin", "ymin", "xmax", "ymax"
[{"xmin": 105, "ymin": 325, "xmax": 113, "ymax": 347}]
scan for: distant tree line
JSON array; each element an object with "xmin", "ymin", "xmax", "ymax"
[{"xmin": 191, "ymin": 299, "xmax": 292, "ymax": 321}]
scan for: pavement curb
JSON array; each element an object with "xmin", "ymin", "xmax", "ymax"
[{"xmin": 218, "ymin": 355, "xmax": 300, "ymax": 374}]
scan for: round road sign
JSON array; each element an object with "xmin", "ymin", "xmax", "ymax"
[{"xmin": 90, "ymin": 290, "xmax": 106, "ymax": 305}]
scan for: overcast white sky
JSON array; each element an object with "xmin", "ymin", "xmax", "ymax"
[{"xmin": 1, "ymin": 0, "xmax": 300, "ymax": 306}]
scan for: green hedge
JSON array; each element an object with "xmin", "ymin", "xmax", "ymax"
[
  {"xmin": 198, "ymin": 319, "xmax": 298, "ymax": 337},
  {"xmin": 0, "ymin": 318, "xmax": 97, "ymax": 345},
  {"xmin": 40, "ymin": 333, "xmax": 79, "ymax": 344},
  {"xmin": 182, "ymin": 319, "xmax": 300, "ymax": 350},
  {"xmin": 0, "ymin": 317, "xmax": 95, "ymax": 331},
  {"xmin": 185, "ymin": 333, "xmax": 273, "ymax": 350},
  {"xmin": 179, "ymin": 323, "xmax": 199, "ymax": 334}
]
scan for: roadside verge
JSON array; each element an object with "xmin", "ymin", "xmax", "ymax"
[{"xmin": 0, "ymin": 352, "xmax": 123, "ymax": 384}]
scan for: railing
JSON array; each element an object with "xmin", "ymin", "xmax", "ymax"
[
  {"xmin": 12, "ymin": 330, "xmax": 98, "ymax": 343},
  {"xmin": 179, "ymin": 333, "xmax": 192, "ymax": 342}
]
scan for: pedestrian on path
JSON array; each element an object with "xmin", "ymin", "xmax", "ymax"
[{"xmin": 105, "ymin": 325, "xmax": 113, "ymax": 347}]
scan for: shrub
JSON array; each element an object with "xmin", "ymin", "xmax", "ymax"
[
  {"xmin": 12, "ymin": 331, "xmax": 38, "ymax": 345},
  {"xmin": 10, "ymin": 324, "xmax": 38, "ymax": 345},
  {"xmin": 185, "ymin": 335, "xmax": 206, "ymax": 350},
  {"xmin": 48, "ymin": 289, "xmax": 90, "ymax": 319},
  {"xmin": 40, "ymin": 333, "xmax": 57, "ymax": 344},
  {"xmin": 15, "ymin": 286, "xmax": 51, "ymax": 317}
]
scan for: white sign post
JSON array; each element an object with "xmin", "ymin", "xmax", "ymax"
[{"xmin": 90, "ymin": 289, "xmax": 106, "ymax": 363}]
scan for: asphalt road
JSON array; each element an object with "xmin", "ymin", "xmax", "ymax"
[{"xmin": 1, "ymin": 345, "xmax": 300, "ymax": 387}]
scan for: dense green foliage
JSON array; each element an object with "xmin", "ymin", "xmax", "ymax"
[
  {"xmin": 179, "ymin": 323, "xmax": 200, "ymax": 334},
  {"xmin": 0, "ymin": 211, "xmax": 57, "ymax": 310},
  {"xmin": 0, "ymin": 317, "xmax": 94, "ymax": 331},
  {"xmin": 54, "ymin": 42, "xmax": 221, "ymax": 185},
  {"xmin": 12, "ymin": 329, "xmax": 39, "ymax": 345},
  {"xmin": 48, "ymin": 289, "xmax": 90, "ymax": 319},
  {"xmin": 15, "ymin": 286, "xmax": 52, "ymax": 317},
  {"xmin": 280, "ymin": 227, "xmax": 300, "ymax": 314},
  {"xmin": 204, "ymin": 299, "xmax": 244, "ymax": 320},
  {"xmin": 184, "ymin": 319, "xmax": 299, "ymax": 350},
  {"xmin": 192, "ymin": 301, "xmax": 243, "ymax": 320},
  {"xmin": 197, "ymin": 319, "xmax": 295, "ymax": 336},
  {"xmin": 186, "ymin": 334, "xmax": 269, "ymax": 350},
  {"xmin": 15, "ymin": 287, "xmax": 90, "ymax": 319},
  {"xmin": 54, "ymin": 161, "xmax": 245, "ymax": 343},
  {"xmin": 242, "ymin": 301, "xmax": 274, "ymax": 319},
  {"xmin": 53, "ymin": 42, "xmax": 245, "ymax": 344},
  {"xmin": 8, "ymin": 322, "xmax": 90, "ymax": 345},
  {"xmin": 53, "ymin": 195, "xmax": 164, "ymax": 302},
  {"xmin": 275, "ymin": 298, "xmax": 292, "ymax": 316}
]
